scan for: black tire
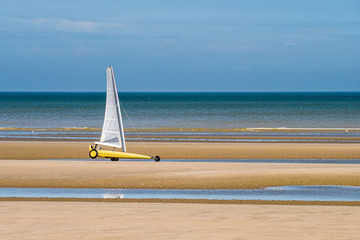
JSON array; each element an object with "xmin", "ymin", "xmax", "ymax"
[
  {"xmin": 111, "ymin": 158, "xmax": 119, "ymax": 161},
  {"xmin": 154, "ymin": 156, "xmax": 160, "ymax": 162},
  {"xmin": 89, "ymin": 149, "xmax": 98, "ymax": 159}
]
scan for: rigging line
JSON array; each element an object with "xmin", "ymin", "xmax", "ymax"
[{"xmin": 120, "ymin": 104, "xmax": 151, "ymax": 156}]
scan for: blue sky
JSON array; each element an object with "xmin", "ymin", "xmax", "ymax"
[{"xmin": 0, "ymin": 0, "xmax": 359, "ymax": 92}]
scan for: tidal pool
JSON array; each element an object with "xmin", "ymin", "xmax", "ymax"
[{"xmin": 1, "ymin": 186, "xmax": 360, "ymax": 202}]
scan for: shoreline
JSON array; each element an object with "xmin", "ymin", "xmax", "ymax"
[
  {"xmin": 1, "ymin": 197, "xmax": 360, "ymax": 206},
  {"xmin": 2, "ymin": 126, "xmax": 360, "ymax": 131},
  {"xmin": 2, "ymin": 136, "xmax": 360, "ymax": 144}
]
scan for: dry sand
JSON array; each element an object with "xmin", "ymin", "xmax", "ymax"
[
  {"xmin": 1, "ymin": 140, "xmax": 360, "ymax": 159},
  {"xmin": 1, "ymin": 160, "xmax": 360, "ymax": 189},
  {"xmin": 1, "ymin": 201, "xmax": 360, "ymax": 240},
  {"xmin": 1, "ymin": 140, "xmax": 360, "ymax": 239}
]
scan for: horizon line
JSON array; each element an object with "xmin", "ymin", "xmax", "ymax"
[{"xmin": 1, "ymin": 90, "xmax": 360, "ymax": 93}]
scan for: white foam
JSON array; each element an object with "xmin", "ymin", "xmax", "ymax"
[{"xmin": 102, "ymin": 194, "xmax": 124, "ymax": 199}]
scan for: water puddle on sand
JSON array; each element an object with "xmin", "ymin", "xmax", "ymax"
[{"xmin": 1, "ymin": 186, "xmax": 360, "ymax": 202}]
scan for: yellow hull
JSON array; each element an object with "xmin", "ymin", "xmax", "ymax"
[{"xmin": 89, "ymin": 146, "xmax": 151, "ymax": 159}]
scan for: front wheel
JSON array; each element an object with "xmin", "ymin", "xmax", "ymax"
[
  {"xmin": 154, "ymin": 156, "xmax": 160, "ymax": 162},
  {"xmin": 89, "ymin": 149, "xmax": 98, "ymax": 159},
  {"xmin": 111, "ymin": 158, "xmax": 119, "ymax": 161}
]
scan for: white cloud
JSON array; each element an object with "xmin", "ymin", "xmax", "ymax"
[
  {"xmin": 204, "ymin": 44, "xmax": 261, "ymax": 53},
  {"xmin": 55, "ymin": 19, "xmax": 101, "ymax": 33},
  {"xmin": 2, "ymin": 17, "xmax": 125, "ymax": 34}
]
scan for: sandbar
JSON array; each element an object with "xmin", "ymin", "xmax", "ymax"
[
  {"xmin": 1, "ymin": 160, "xmax": 359, "ymax": 189},
  {"xmin": 1, "ymin": 140, "xmax": 360, "ymax": 159}
]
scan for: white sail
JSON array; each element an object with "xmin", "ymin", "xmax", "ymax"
[{"xmin": 95, "ymin": 66, "xmax": 126, "ymax": 151}]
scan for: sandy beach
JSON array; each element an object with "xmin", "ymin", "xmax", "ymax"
[
  {"xmin": 1, "ymin": 160, "xmax": 360, "ymax": 189},
  {"xmin": 1, "ymin": 140, "xmax": 360, "ymax": 191},
  {"xmin": 1, "ymin": 140, "xmax": 360, "ymax": 159},
  {"xmin": 1, "ymin": 140, "xmax": 360, "ymax": 239},
  {"xmin": 1, "ymin": 201, "xmax": 360, "ymax": 240}
]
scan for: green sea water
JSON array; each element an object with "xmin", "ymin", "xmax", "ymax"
[{"xmin": 1, "ymin": 92, "xmax": 359, "ymax": 130}]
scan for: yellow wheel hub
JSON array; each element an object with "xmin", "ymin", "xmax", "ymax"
[{"xmin": 89, "ymin": 150, "xmax": 97, "ymax": 158}]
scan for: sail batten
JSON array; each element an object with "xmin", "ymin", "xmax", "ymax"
[{"xmin": 98, "ymin": 66, "xmax": 126, "ymax": 151}]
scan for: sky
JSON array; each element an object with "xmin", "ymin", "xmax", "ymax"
[{"xmin": 0, "ymin": 0, "xmax": 359, "ymax": 92}]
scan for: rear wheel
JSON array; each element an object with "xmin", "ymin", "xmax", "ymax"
[
  {"xmin": 154, "ymin": 156, "xmax": 160, "ymax": 162},
  {"xmin": 111, "ymin": 158, "xmax": 119, "ymax": 161},
  {"xmin": 89, "ymin": 149, "xmax": 98, "ymax": 159}
]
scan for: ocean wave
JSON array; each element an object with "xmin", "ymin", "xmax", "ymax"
[
  {"xmin": 134, "ymin": 127, "xmax": 360, "ymax": 133},
  {"xmin": 0, "ymin": 127, "xmax": 101, "ymax": 132},
  {"xmin": 1, "ymin": 127, "xmax": 360, "ymax": 133}
]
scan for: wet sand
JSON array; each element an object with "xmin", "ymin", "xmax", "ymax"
[
  {"xmin": 1, "ymin": 140, "xmax": 360, "ymax": 159},
  {"xmin": 1, "ymin": 197, "xmax": 360, "ymax": 206},
  {"xmin": 1, "ymin": 160, "xmax": 359, "ymax": 189},
  {"xmin": 1, "ymin": 140, "xmax": 360, "ymax": 239},
  {"xmin": 1, "ymin": 201, "xmax": 360, "ymax": 240}
]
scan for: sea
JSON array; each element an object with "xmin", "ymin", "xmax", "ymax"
[{"xmin": 1, "ymin": 92, "xmax": 360, "ymax": 142}]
